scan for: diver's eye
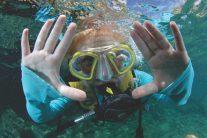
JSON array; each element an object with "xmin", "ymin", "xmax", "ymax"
[
  {"xmin": 72, "ymin": 55, "xmax": 95, "ymax": 75},
  {"xmin": 115, "ymin": 54, "xmax": 128, "ymax": 63},
  {"xmin": 113, "ymin": 50, "xmax": 130, "ymax": 67},
  {"xmin": 114, "ymin": 54, "xmax": 129, "ymax": 68},
  {"xmin": 107, "ymin": 49, "xmax": 133, "ymax": 72},
  {"xmin": 80, "ymin": 56, "xmax": 94, "ymax": 73}
]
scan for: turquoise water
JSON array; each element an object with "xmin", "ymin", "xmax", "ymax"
[{"xmin": 0, "ymin": 0, "xmax": 207, "ymax": 137}]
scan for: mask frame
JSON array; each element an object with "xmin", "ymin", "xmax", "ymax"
[{"xmin": 68, "ymin": 44, "xmax": 136, "ymax": 80}]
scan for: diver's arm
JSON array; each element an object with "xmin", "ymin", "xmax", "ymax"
[
  {"xmin": 21, "ymin": 66, "xmax": 73, "ymax": 123},
  {"xmin": 131, "ymin": 21, "xmax": 192, "ymax": 103},
  {"xmin": 133, "ymin": 60, "xmax": 194, "ymax": 105},
  {"xmin": 20, "ymin": 16, "xmax": 87, "ymax": 123}
]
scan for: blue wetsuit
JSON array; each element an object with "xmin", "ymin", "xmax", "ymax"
[{"xmin": 21, "ymin": 61, "xmax": 194, "ymax": 123}]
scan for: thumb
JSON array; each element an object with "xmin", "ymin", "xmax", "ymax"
[
  {"xmin": 58, "ymin": 84, "xmax": 87, "ymax": 101},
  {"xmin": 132, "ymin": 81, "xmax": 165, "ymax": 99}
]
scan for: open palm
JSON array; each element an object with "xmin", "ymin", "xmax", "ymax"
[
  {"xmin": 131, "ymin": 21, "xmax": 190, "ymax": 98},
  {"xmin": 21, "ymin": 15, "xmax": 86, "ymax": 101}
]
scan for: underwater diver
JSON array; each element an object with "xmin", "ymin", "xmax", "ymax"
[{"xmin": 21, "ymin": 15, "xmax": 194, "ymax": 135}]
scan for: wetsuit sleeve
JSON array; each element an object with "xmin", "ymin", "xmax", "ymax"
[
  {"xmin": 21, "ymin": 65, "xmax": 73, "ymax": 123},
  {"xmin": 155, "ymin": 60, "xmax": 194, "ymax": 105},
  {"xmin": 133, "ymin": 60, "xmax": 194, "ymax": 106}
]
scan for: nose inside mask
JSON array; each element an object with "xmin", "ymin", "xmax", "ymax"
[{"xmin": 96, "ymin": 54, "xmax": 114, "ymax": 81}]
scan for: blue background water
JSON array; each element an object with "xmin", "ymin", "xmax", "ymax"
[{"xmin": 0, "ymin": 0, "xmax": 207, "ymax": 137}]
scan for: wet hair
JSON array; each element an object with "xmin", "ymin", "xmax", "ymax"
[{"xmin": 67, "ymin": 16, "xmax": 128, "ymax": 56}]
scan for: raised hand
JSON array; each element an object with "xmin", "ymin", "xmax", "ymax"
[
  {"xmin": 21, "ymin": 15, "xmax": 86, "ymax": 101},
  {"xmin": 130, "ymin": 21, "xmax": 190, "ymax": 99}
]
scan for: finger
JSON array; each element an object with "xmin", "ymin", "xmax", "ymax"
[
  {"xmin": 170, "ymin": 21, "xmax": 186, "ymax": 52},
  {"xmin": 133, "ymin": 21, "xmax": 160, "ymax": 53},
  {"xmin": 44, "ymin": 15, "xmax": 66, "ymax": 53},
  {"xmin": 54, "ymin": 22, "xmax": 77, "ymax": 61},
  {"xmin": 33, "ymin": 19, "xmax": 54, "ymax": 51},
  {"xmin": 132, "ymin": 81, "xmax": 164, "ymax": 99},
  {"xmin": 58, "ymin": 84, "xmax": 86, "ymax": 101},
  {"xmin": 144, "ymin": 21, "xmax": 172, "ymax": 50},
  {"xmin": 130, "ymin": 31, "xmax": 153, "ymax": 61},
  {"xmin": 21, "ymin": 28, "xmax": 30, "ymax": 58}
]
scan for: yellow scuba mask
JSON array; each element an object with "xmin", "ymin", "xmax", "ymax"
[{"xmin": 68, "ymin": 44, "xmax": 135, "ymax": 81}]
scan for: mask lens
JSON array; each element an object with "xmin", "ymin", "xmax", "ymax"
[
  {"xmin": 108, "ymin": 49, "xmax": 133, "ymax": 72},
  {"xmin": 71, "ymin": 55, "xmax": 96, "ymax": 79}
]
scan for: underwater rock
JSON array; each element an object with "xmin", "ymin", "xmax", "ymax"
[
  {"xmin": 0, "ymin": 109, "xmax": 31, "ymax": 137},
  {"xmin": 0, "ymin": 109, "xmax": 56, "ymax": 137}
]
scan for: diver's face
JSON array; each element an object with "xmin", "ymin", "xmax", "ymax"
[
  {"xmin": 69, "ymin": 43, "xmax": 135, "ymax": 85},
  {"xmin": 80, "ymin": 45, "xmax": 123, "ymax": 84},
  {"xmin": 68, "ymin": 27, "xmax": 134, "ymax": 84},
  {"xmin": 74, "ymin": 45, "xmax": 131, "ymax": 85}
]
